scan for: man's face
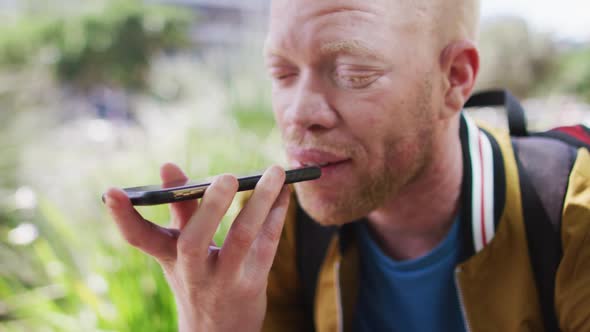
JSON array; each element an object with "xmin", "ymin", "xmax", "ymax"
[{"xmin": 265, "ymin": 0, "xmax": 443, "ymax": 225}]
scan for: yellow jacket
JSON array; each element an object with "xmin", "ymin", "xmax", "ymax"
[{"xmin": 263, "ymin": 115, "xmax": 590, "ymax": 332}]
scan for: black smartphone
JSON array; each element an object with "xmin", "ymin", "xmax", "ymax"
[{"xmin": 103, "ymin": 166, "xmax": 321, "ymax": 206}]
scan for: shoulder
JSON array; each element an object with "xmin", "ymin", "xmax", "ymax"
[
  {"xmin": 562, "ymin": 148, "xmax": 590, "ymax": 233},
  {"xmin": 555, "ymin": 149, "xmax": 590, "ymax": 330}
]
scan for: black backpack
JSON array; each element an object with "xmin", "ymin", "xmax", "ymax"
[{"xmin": 296, "ymin": 89, "xmax": 590, "ymax": 332}]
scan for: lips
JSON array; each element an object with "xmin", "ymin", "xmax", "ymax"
[{"xmin": 287, "ymin": 147, "xmax": 351, "ymax": 169}]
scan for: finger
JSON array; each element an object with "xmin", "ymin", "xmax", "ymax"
[
  {"xmin": 246, "ymin": 185, "xmax": 291, "ymax": 274},
  {"xmin": 218, "ymin": 166, "xmax": 286, "ymax": 272},
  {"xmin": 176, "ymin": 174, "xmax": 238, "ymax": 261},
  {"xmin": 104, "ymin": 188, "xmax": 178, "ymax": 262},
  {"xmin": 160, "ymin": 163, "xmax": 198, "ymax": 230}
]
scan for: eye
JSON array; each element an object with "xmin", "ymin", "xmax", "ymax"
[
  {"xmin": 334, "ymin": 68, "xmax": 380, "ymax": 89},
  {"xmin": 269, "ymin": 66, "xmax": 298, "ymax": 83},
  {"xmin": 276, "ymin": 73, "xmax": 298, "ymax": 80}
]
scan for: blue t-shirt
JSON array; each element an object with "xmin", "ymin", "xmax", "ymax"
[{"xmin": 353, "ymin": 218, "xmax": 467, "ymax": 332}]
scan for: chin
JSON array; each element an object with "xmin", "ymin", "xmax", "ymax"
[{"xmin": 294, "ymin": 183, "xmax": 370, "ymax": 226}]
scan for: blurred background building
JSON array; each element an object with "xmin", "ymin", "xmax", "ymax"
[
  {"xmin": 153, "ymin": 0, "xmax": 269, "ymax": 72},
  {"xmin": 156, "ymin": 0, "xmax": 269, "ymax": 43},
  {"xmin": 0, "ymin": 1, "xmax": 588, "ymax": 331}
]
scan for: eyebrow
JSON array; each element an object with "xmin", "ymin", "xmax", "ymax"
[
  {"xmin": 319, "ymin": 40, "xmax": 383, "ymax": 61},
  {"xmin": 263, "ymin": 39, "xmax": 386, "ymax": 64}
]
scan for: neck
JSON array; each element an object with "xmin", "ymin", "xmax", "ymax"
[{"xmin": 367, "ymin": 117, "xmax": 463, "ymax": 261}]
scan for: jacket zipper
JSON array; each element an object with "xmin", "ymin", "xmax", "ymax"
[{"xmin": 455, "ymin": 267, "xmax": 474, "ymax": 332}]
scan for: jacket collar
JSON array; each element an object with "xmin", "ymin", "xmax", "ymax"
[{"xmin": 458, "ymin": 112, "xmax": 506, "ymax": 261}]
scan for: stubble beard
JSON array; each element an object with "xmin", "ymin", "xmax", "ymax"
[{"xmin": 295, "ymin": 137, "xmax": 431, "ymax": 226}]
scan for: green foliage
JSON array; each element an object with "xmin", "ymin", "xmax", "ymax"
[
  {"xmin": 553, "ymin": 47, "xmax": 590, "ymax": 102},
  {"xmin": 0, "ymin": 0, "xmax": 193, "ymax": 90},
  {"xmin": 230, "ymin": 95, "xmax": 276, "ymax": 138},
  {"xmin": 0, "ymin": 200, "xmax": 178, "ymax": 331},
  {"xmin": 0, "ymin": 92, "xmax": 278, "ymax": 331}
]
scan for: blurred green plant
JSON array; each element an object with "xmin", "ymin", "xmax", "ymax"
[
  {"xmin": 551, "ymin": 46, "xmax": 590, "ymax": 102},
  {"xmin": 228, "ymin": 79, "xmax": 276, "ymax": 137},
  {"xmin": 0, "ymin": 49, "xmax": 280, "ymax": 332},
  {"xmin": 0, "ymin": 0, "xmax": 193, "ymax": 91},
  {"xmin": 0, "ymin": 196, "xmax": 179, "ymax": 331},
  {"xmin": 0, "ymin": 80, "xmax": 280, "ymax": 331}
]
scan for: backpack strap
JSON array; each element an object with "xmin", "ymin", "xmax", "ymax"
[
  {"xmin": 512, "ymin": 137, "xmax": 578, "ymax": 332},
  {"xmin": 296, "ymin": 204, "xmax": 337, "ymax": 332},
  {"xmin": 465, "ymin": 89, "xmax": 529, "ymax": 137},
  {"xmin": 535, "ymin": 125, "xmax": 590, "ymax": 150}
]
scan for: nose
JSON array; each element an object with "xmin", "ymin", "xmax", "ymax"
[{"xmin": 284, "ymin": 71, "xmax": 338, "ymax": 132}]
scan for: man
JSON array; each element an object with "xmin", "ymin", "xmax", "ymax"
[{"xmin": 104, "ymin": 0, "xmax": 590, "ymax": 331}]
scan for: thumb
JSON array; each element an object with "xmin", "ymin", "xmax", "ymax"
[{"xmin": 104, "ymin": 188, "xmax": 178, "ymax": 262}]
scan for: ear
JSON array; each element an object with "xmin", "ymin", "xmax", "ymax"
[{"xmin": 439, "ymin": 40, "xmax": 480, "ymax": 119}]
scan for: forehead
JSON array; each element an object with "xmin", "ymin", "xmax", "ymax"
[{"xmin": 265, "ymin": 0, "xmax": 424, "ymax": 60}]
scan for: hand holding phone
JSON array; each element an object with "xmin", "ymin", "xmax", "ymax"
[{"xmin": 103, "ymin": 164, "xmax": 305, "ymax": 332}]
